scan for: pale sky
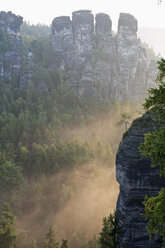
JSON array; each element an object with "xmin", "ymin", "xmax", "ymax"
[{"xmin": 0, "ymin": 0, "xmax": 165, "ymax": 30}]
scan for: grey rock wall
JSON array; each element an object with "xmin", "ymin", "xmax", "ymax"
[
  {"xmin": 0, "ymin": 10, "xmax": 157, "ymax": 101},
  {"xmin": 0, "ymin": 11, "xmax": 23, "ymax": 34},
  {"xmin": 0, "ymin": 11, "xmax": 32, "ymax": 87},
  {"xmin": 52, "ymin": 11, "xmax": 157, "ymax": 101},
  {"xmin": 0, "ymin": 11, "xmax": 22, "ymax": 83},
  {"xmin": 113, "ymin": 13, "xmax": 147, "ymax": 100},
  {"xmin": 116, "ymin": 112, "xmax": 165, "ymax": 248}
]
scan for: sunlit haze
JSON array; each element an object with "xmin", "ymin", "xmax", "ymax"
[{"xmin": 1, "ymin": 0, "xmax": 165, "ymax": 29}]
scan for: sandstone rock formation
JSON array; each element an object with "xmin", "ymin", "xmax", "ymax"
[
  {"xmin": 0, "ymin": 11, "xmax": 23, "ymax": 83},
  {"xmin": 113, "ymin": 13, "xmax": 147, "ymax": 100},
  {"xmin": 0, "ymin": 11, "xmax": 23, "ymax": 34},
  {"xmin": 116, "ymin": 112, "xmax": 165, "ymax": 248},
  {"xmin": 52, "ymin": 11, "xmax": 157, "ymax": 101},
  {"xmin": 0, "ymin": 10, "xmax": 157, "ymax": 101},
  {"xmin": 0, "ymin": 11, "xmax": 33, "ymax": 88}
]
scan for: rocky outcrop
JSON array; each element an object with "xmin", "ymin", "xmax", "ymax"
[
  {"xmin": 52, "ymin": 11, "xmax": 157, "ymax": 101},
  {"xmin": 0, "ymin": 11, "xmax": 23, "ymax": 84},
  {"xmin": 0, "ymin": 11, "xmax": 32, "ymax": 87},
  {"xmin": 113, "ymin": 13, "xmax": 147, "ymax": 100},
  {"xmin": 0, "ymin": 10, "xmax": 157, "ymax": 101},
  {"xmin": 0, "ymin": 11, "xmax": 23, "ymax": 34},
  {"xmin": 93, "ymin": 13, "xmax": 115, "ymax": 99},
  {"xmin": 116, "ymin": 112, "xmax": 165, "ymax": 248}
]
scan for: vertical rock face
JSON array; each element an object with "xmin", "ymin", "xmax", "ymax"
[
  {"xmin": 113, "ymin": 13, "xmax": 147, "ymax": 100},
  {"xmin": 72, "ymin": 10, "xmax": 94, "ymax": 96},
  {"xmin": 94, "ymin": 13, "xmax": 115, "ymax": 98},
  {"xmin": 52, "ymin": 16, "xmax": 76, "ymax": 86},
  {"xmin": 52, "ymin": 11, "xmax": 156, "ymax": 101},
  {"xmin": 0, "ymin": 11, "xmax": 23, "ymax": 84},
  {"xmin": 51, "ymin": 16, "xmax": 74, "ymax": 56},
  {"xmin": 116, "ymin": 112, "xmax": 165, "ymax": 248},
  {"xmin": 72, "ymin": 10, "xmax": 94, "ymax": 59},
  {"xmin": 52, "ymin": 10, "xmax": 95, "ymax": 96},
  {"xmin": 0, "ymin": 11, "xmax": 32, "ymax": 88},
  {"xmin": 0, "ymin": 11, "xmax": 23, "ymax": 34}
]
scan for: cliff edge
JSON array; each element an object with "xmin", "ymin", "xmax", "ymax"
[{"xmin": 116, "ymin": 112, "xmax": 165, "ymax": 248}]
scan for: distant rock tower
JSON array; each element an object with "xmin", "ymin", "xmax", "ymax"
[{"xmin": 52, "ymin": 11, "xmax": 156, "ymax": 101}]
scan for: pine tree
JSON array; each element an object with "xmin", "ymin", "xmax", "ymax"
[
  {"xmin": 99, "ymin": 212, "xmax": 120, "ymax": 248},
  {"xmin": 0, "ymin": 202, "xmax": 17, "ymax": 248},
  {"xmin": 43, "ymin": 226, "xmax": 59, "ymax": 248}
]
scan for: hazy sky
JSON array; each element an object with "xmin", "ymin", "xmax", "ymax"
[{"xmin": 1, "ymin": 0, "xmax": 165, "ymax": 30}]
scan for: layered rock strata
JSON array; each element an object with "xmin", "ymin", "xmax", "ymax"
[
  {"xmin": 116, "ymin": 112, "xmax": 165, "ymax": 248},
  {"xmin": 52, "ymin": 11, "xmax": 157, "ymax": 101}
]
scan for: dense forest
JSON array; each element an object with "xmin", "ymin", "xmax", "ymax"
[
  {"xmin": 0, "ymin": 20, "xmax": 162, "ymax": 248},
  {"xmin": 0, "ymin": 21, "xmax": 144, "ymax": 248}
]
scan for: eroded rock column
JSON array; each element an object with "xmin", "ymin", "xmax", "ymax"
[{"xmin": 113, "ymin": 13, "xmax": 147, "ymax": 101}]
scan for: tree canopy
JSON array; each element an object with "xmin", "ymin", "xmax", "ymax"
[{"xmin": 0, "ymin": 203, "xmax": 17, "ymax": 248}]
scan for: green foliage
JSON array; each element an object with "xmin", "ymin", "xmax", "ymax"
[
  {"xmin": 21, "ymin": 22, "xmax": 51, "ymax": 37},
  {"xmin": 43, "ymin": 226, "xmax": 59, "ymax": 248},
  {"xmin": 140, "ymin": 127, "xmax": 165, "ymax": 176},
  {"xmin": 143, "ymin": 189, "xmax": 165, "ymax": 247},
  {"xmin": 139, "ymin": 58, "xmax": 165, "ymax": 247},
  {"xmin": 0, "ymin": 202, "xmax": 17, "ymax": 248},
  {"xmin": 116, "ymin": 111, "xmax": 131, "ymax": 131},
  {"xmin": 19, "ymin": 140, "xmax": 94, "ymax": 176},
  {"xmin": 144, "ymin": 59, "xmax": 165, "ymax": 119},
  {"xmin": 60, "ymin": 239, "xmax": 68, "ymax": 248},
  {"xmin": 88, "ymin": 236, "xmax": 100, "ymax": 248},
  {"xmin": 0, "ymin": 75, "xmax": 115, "ymax": 181},
  {"xmin": 0, "ymin": 158, "xmax": 24, "ymax": 192},
  {"xmin": 140, "ymin": 58, "xmax": 165, "ymax": 175},
  {"xmin": 0, "ymin": 20, "xmax": 137, "ymax": 248},
  {"xmin": 99, "ymin": 212, "xmax": 120, "ymax": 248}
]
